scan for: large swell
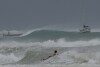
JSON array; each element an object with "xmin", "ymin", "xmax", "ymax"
[
  {"xmin": 19, "ymin": 30, "xmax": 100, "ymax": 42},
  {"xmin": 0, "ymin": 30, "xmax": 100, "ymax": 65}
]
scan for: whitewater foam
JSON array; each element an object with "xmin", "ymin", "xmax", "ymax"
[
  {"xmin": 0, "ymin": 38, "xmax": 100, "ymax": 48},
  {"xmin": 0, "ymin": 30, "xmax": 100, "ymax": 65},
  {"xmin": 40, "ymin": 38, "xmax": 100, "ymax": 47},
  {"xmin": 41, "ymin": 50, "xmax": 100, "ymax": 65},
  {"xmin": 0, "ymin": 53, "xmax": 22, "ymax": 64}
]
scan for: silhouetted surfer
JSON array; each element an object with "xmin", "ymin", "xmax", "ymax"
[
  {"xmin": 53, "ymin": 50, "xmax": 57, "ymax": 56},
  {"xmin": 42, "ymin": 50, "xmax": 58, "ymax": 60}
]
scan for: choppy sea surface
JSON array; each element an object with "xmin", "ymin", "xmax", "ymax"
[{"xmin": 0, "ymin": 29, "xmax": 100, "ymax": 65}]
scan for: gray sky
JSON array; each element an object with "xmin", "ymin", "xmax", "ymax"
[{"xmin": 0, "ymin": 0, "xmax": 100, "ymax": 30}]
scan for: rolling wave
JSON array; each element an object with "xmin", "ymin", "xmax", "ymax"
[{"xmin": 19, "ymin": 30, "xmax": 100, "ymax": 41}]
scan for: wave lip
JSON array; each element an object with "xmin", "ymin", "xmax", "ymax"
[{"xmin": 20, "ymin": 28, "xmax": 43, "ymax": 37}]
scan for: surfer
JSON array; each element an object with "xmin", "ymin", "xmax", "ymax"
[
  {"xmin": 42, "ymin": 50, "xmax": 58, "ymax": 60},
  {"xmin": 53, "ymin": 50, "xmax": 57, "ymax": 56}
]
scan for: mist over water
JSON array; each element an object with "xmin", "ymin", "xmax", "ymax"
[{"xmin": 0, "ymin": 0, "xmax": 100, "ymax": 66}]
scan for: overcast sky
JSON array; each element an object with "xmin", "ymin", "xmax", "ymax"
[{"xmin": 0, "ymin": 0, "xmax": 100, "ymax": 30}]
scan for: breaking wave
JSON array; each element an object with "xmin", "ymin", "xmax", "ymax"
[
  {"xmin": 0, "ymin": 38, "xmax": 99, "ymax": 64},
  {"xmin": 0, "ymin": 29, "xmax": 100, "ymax": 65}
]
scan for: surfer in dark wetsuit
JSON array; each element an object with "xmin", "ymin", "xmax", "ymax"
[
  {"xmin": 42, "ymin": 50, "xmax": 58, "ymax": 60},
  {"xmin": 53, "ymin": 50, "xmax": 57, "ymax": 56}
]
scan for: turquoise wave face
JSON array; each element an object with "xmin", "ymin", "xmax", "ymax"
[{"xmin": 21, "ymin": 30, "xmax": 100, "ymax": 41}]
